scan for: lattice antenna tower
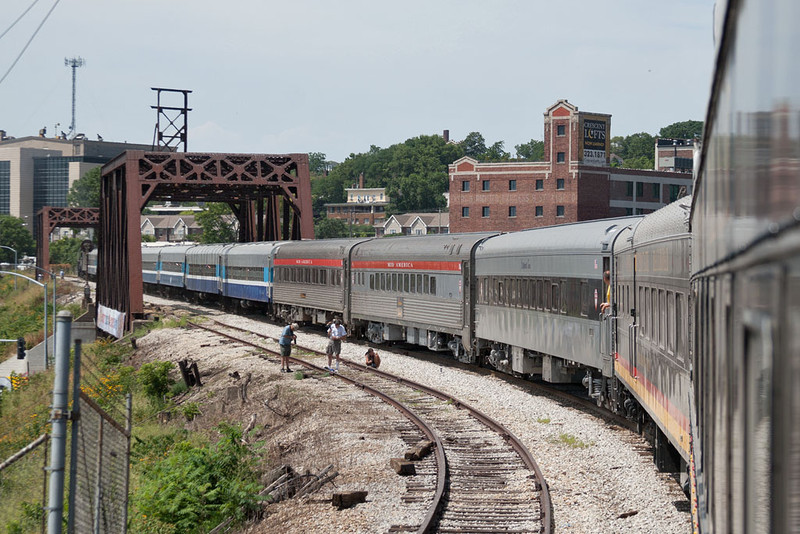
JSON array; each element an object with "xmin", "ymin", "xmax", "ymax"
[{"xmin": 64, "ymin": 57, "xmax": 85, "ymax": 138}]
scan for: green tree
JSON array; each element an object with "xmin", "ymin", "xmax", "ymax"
[
  {"xmin": 483, "ymin": 141, "xmax": 510, "ymax": 162},
  {"xmin": 0, "ymin": 216, "xmax": 35, "ymax": 262},
  {"xmin": 659, "ymin": 120, "xmax": 703, "ymax": 139},
  {"xmin": 460, "ymin": 132, "xmax": 487, "ymax": 158},
  {"xmin": 67, "ymin": 166, "xmax": 102, "ymax": 207},
  {"xmin": 314, "ymin": 217, "xmax": 348, "ymax": 239},
  {"xmin": 515, "ymin": 139, "xmax": 544, "ymax": 161},
  {"xmin": 48, "ymin": 237, "xmax": 83, "ymax": 266},
  {"xmin": 308, "ymin": 152, "xmax": 332, "ymax": 175},
  {"xmin": 196, "ymin": 203, "xmax": 237, "ymax": 244}
]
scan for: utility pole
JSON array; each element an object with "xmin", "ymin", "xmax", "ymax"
[{"xmin": 64, "ymin": 57, "xmax": 85, "ymax": 138}]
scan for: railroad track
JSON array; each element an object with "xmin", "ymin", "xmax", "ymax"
[{"xmin": 189, "ymin": 319, "xmax": 552, "ymax": 534}]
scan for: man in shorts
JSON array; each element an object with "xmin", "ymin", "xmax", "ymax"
[
  {"xmin": 326, "ymin": 318, "xmax": 347, "ymax": 372},
  {"xmin": 279, "ymin": 322, "xmax": 298, "ymax": 373}
]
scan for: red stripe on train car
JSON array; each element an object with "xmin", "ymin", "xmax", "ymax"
[
  {"xmin": 274, "ymin": 258, "xmax": 344, "ymax": 267},
  {"xmin": 352, "ymin": 260, "xmax": 462, "ymax": 271}
]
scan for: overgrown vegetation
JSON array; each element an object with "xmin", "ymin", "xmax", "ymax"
[
  {"xmin": 0, "ymin": 284, "xmax": 266, "ymax": 533},
  {"xmin": 132, "ymin": 424, "xmax": 264, "ymax": 533}
]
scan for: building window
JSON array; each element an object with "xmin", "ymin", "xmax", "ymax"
[
  {"xmin": 557, "ymin": 152, "xmax": 565, "ymax": 163},
  {"xmin": 509, "ymin": 179, "xmax": 516, "ymax": 191},
  {"xmin": 0, "ymin": 161, "xmax": 9, "ymax": 215},
  {"xmin": 625, "ymin": 208, "xmax": 633, "ymax": 216},
  {"xmin": 669, "ymin": 184, "xmax": 681, "ymax": 202},
  {"xmin": 461, "ymin": 180, "xmax": 470, "ymax": 192},
  {"xmin": 535, "ymin": 206, "xmax": 543, "ymax": 217},
  {"xmin": 535, "ymin": 179, "xmax": 543, "ymax": 190},
  {"xmin": 461, "ymin": 206, "xmax": 469, "ymax": 217},
  {"xmin": 508, "ymin": 206, "xmax": 516, "ymax": 217},
  {"xmin": 482, "ymin": 206, "xmax": 490, "ymax": 217},
  {"xmin": 557, "ymin": 124, "xmax": 566, "ymax": 136},
  {"xmin": 482, "ymin": 180, "xmax": 490, "ymax": 191},
  {"xmin": 626, "ymin": 182, "xmax": 633, "ymax": 197},
  {"xmin": 636, "ymin": 182, "xmax": 643, "ymax": 198},
  {"xmin": 557, "ymin": 205, "xmax": 565, "ymax": 217},
  {"xmin": 557, "ymin": 179, "xmax": 565, "ymax": 190},
  {"xmin": 653, "ymin": 183, "xmax": 660, "ymax": 197}
]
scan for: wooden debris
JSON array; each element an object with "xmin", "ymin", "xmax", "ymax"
[
  {"xmin": 332, "ymin": 491, "xmax": 368, "ymax": 509},
  {"xmin": 241, "ymin": 413, "xmax": 257, "ymax": 443},
  {"xmin": 390, "ymin": 458, "xmax": 416, "ymax": 476},
  {"xmin": 404, "ymin": 440, "xmax": 434, "ymax": 461},
  {"xmin": 618, "ymin": 510, "xmax": 639, "ymax": 519}
]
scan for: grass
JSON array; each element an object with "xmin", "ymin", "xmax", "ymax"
[
  {"xmin": 554, "ymin": 432, "xmax": 592, "ymax": 449},
  {"xmin": 536, "ymin": 416, "xmax": 551, "ymax": 424}
]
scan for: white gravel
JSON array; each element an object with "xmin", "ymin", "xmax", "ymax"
[{"xmin": 135, "ymin": 295, "xmax": 690, "ymax": 533}]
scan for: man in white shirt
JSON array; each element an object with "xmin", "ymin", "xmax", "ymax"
[{"xmin": 326, "ymin": 318, "xmax": 347, "ymax": 372}]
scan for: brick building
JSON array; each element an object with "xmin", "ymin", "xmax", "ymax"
[{"xmin": 449, "ymin": 100, "xmax": 693, "ymax": 233}]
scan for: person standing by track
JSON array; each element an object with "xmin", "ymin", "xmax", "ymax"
[
  {"xmin": 326, "ymin": 318, "xmax": 347, "ymax": 372},
  {"xmin": 279, "ymin": 322, "xmax": 298, "ymax": 373}
]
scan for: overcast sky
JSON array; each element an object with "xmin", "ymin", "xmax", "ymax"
[{"xmin": 1, "ymin": 0, "xmax": 716, "ymax": 162}]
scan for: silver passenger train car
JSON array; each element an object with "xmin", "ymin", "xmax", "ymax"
[
  {"xmin": 613, "ymin": 199, "xmax": 692, "ymax": 477},
  {"xmin": 690, "ymin": 0, "xmax": 800, "ymax": 532},
  {"xmin": 474, "ymin": 218, "xmax": 639, "ymax": 383},
  {"xmin": 349, "ymin": 232, "xmax": 497, "ymax": 354},
  {"xmin": 272, "ymin": 238, "xmax": 372, "ymax": 325}
]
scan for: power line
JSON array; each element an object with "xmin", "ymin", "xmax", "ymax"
[
  {"xmin": 0, "ymin": 0, "xmax": 41, "ymax": 42},
  {"xmin": 0, "ymin": 0, "xmax": 61, "ymax": 88}
]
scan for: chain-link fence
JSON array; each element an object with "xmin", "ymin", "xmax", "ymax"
[{"xmin": 69, "ymin": 392, "xmax": 130, "ymax": 533}]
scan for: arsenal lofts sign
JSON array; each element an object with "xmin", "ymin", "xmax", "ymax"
[{"xmin": 581, "ymin": 117, "xmax": 609, "ymax": 165}]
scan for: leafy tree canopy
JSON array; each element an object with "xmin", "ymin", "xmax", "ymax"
[
  {"xmin": 196, "ymin": 203, "xmax": 237, "ymax": 244},
  {"xmin": 460, "ymin": 132, "xmax": 486, "ymax": 158},
  {"xmin": 0, "ymin": 216, "xmax": 35, "ymax": 262},
  {"xmin": 314, "ymin": 134, "xmax": 462, "ymax": 219},
  {"xmin": 659, "ymin": 120, "xmax": 703, "ymax": 139},
  {"xmin": 515, "ymin": 139, "xmax": 544, "ymax": 161},
  {"xmin": 49, "ymin": 237, "xmax": 83, "ymax": 267},
  {"xmin": 314, "ymin": 217, "xmax": 350, "ymax": 239},
  {"xmin": 67, "ymin": 166, "xmax": 101, "ymax": 208}
]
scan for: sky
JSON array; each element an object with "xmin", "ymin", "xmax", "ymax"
[{"xmin": 0, "ymin": 0, "xmax": 717, "ymax": 163}]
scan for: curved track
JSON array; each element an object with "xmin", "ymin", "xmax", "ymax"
[{"xmin": 189, "ymin": 319, "xmax": 552, "ymax": 534}]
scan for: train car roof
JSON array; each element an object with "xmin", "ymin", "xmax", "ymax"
[
  {"xmin": 476, "ymin": 217, "xmax": 642, "ymax": 258},
  {"xmin": 630, "ymin": 196, "xmax": 692, "ymax": 246},
  {"xmin": 274, "ymin": 238, "xmax": 372, "ymax": 259},
  {"xmin": 186, "ymin": 244, "xmax": 233, "ymax": 256},
  {"xmin": 225, "ymin": 241, "xmax": 285, "ymax": 256},
  {"xmin": 352, "ymin": 232, "xmax": 498, "ymax": 260},
  {"xmin": 157, "ymin": 244, "xmax": 196, "ymax": 260}
]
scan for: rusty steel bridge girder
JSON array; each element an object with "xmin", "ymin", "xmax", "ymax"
[
  {"xmin": 98, "ymin": 151, "xmax": 314, "ymax": 333},
  {"xmin": 36, "ymin": 207, "xmax": 100, "ymax": 275}
]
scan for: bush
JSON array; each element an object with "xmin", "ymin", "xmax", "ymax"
[
  {"xmin": 132, "ymin": 424, "xmax": 263, "ymax": 533},
  {"xmin": 138, "ymin": 361, "xmax": 175, "ymax": 407}
]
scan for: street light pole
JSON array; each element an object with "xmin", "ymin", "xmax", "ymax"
[
  {"xmin": 0, "ymin": 245, "xmax": 17, "ymax": 290},
  {"xmin": 27, "ymin": 265, "xmax": 56, "ymax": 365}
]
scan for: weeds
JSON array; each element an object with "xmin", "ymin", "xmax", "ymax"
[{"xmin": 554, "ymin": 433, "xmax": 592, "ymax": 449}]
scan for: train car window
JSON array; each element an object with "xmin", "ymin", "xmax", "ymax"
[
  {"xmin": 638, "ymin": 286, "xmax": 645, "ymax": 336},
  {"xmin": 667, "ymin": 291, "xmax": 675, "ymax": 353},
  {"xmin": 424, "ymin": 274, "xmax": 430, "ymax": 294},
  {"xmin": 538, "ymin": 279, "xmax": 545, "ymax": 310},
  {"xmin": 659, "ymin": 289, "xmax": 666, "ymax": 348},
  {"xmin": 498, "ymin": 280, "xmax": 505, "ymax": 304},
  {"xmin": 369, "ymin": 274, "xmax": 374, "ymax": 290},
  {"xmin": 430, "ymin": 276, "xmax": 436, "ymax": 296},
  {"xmin": 560, "ymin": 281, "xmax": 567, "ymax": 314},
  {"xmin": 390, "ymin": 273, "xmax": 396, "ymax": 292},
  {"xmin": 580, "ymin": 281, "xmax": 589, "ymax": 317},
  {"xmin": 676, "ymin": 293, "xmax": 685, "ymax": 362},
  {"xmin": 417, "ymin": 274, "xmax": 423, "ymax": 294},
  {"xmin": 411, "ymin": 273, "xmax": 417, "ymax": 293},
  {"xmin": 404, "ymin": 273, "xmax": 410, "ymax": 292},
  {"xmin": 549, "ymin": 282, "xmax": 558, "ymax": 312}
]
